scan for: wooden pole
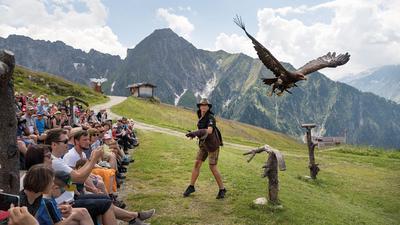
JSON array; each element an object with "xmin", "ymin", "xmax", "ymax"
[
  {"xmin": 60, "ymin": 96, "xmax": 89, "ymax": 126},
  {"xmin": 301, "ymin": 124, "xmax": 320, "ymax": 179},
  {"xmin": 0, "ymin": 50, "xmax": 19, "ymax": 194},
  {"xmin": 244, "ymin": 145, "xmax": 286, "ymax": 201}
]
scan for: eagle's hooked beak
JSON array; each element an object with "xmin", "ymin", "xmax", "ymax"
[{"xmin": 300, "ymin": 76, "xmax": 306, "ymax": 80}]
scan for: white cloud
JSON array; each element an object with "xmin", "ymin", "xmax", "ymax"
[
  {"xmin": 178, "ymin": 6, "xmax": 191, "ymax": 11},
  {"xmin": 214, "ymin": 0, "xmax": 400, "ymax": 80},
  {"xmin": 0, "ymin": 0, "xmax": 126, "ymax": 58},
  {"xmin": 156, "ymin": 8, "xmax": 194, "ymax": 40}
]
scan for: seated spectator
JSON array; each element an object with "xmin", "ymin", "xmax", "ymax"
[
  {"xmin": 19, "ymin": 164, "xmax": 55, "ymax": 217},
  {"xmin": 111, "ymin": 125, "xmax": 118, "ymax": 139},
  {"xmin": 52, "ymin": 111, "xmax": 71, "ymax": 133},
  {"xmin": 78, "ymin": 114, "xmax": 90, "ymax": 130},
  {"xmin": 67, "ymin": 129, "xmax": 110, "ymax": 197},
  {"xmin": 45, "ymin": 128, "xmax": 155, "ymax": 225},
  {"xmin": 21, "ymin": 144, "xmax": 93, "ymax": 224},
  {"xmin": 43, "ymin": 93, "xmax": 49, "ymax": 103},
  {"xmin": 52, "ymin": 111, "xmax": 62, "ymax": 129},
  {"xmin": 17, "ymin": 115, "xmax": 36, "ymax": 148},
  {"xmin": 74, "ymin": 158, "xmax": 122, "ymax": 208},
  {"xmin": 33, "ymin": 98, "xmax": 39, "ymax": 107},
  {"xmin": 14, "ymin": 94, "xmax": 23, "ymax": 115},
  {"xmin": 72, "ymin": 110, "xmax": 82, "ymax": 128},
  {"xmin": 126, "ymin": 119, "xmax": 139, "ymax": 140},
  {"xmin": 60, "ymin": 108, "xmax": 72, "ymax": 132},
  {"xmin": 51, "ymin": 104, "xmax": 58, "ymax": 115},
  {"xmin": 115, "ymin": 118, "xmax": 136, "ymax": 152},
  {"xmin": 36, "ymin": 100, "xmax": 50, "ymax": 128},
  {"xmin": 19, "ymin": 92, "xmax": 26, "ymax": 106},
  {"xmin": 26, "ymin": 92, "xmax": 33, "ymax": 100},
  {"xmin": 34, "ymin": 112, "xmax": 46, "ymax": 135},
  {"xmin": 23, "ymin": 106, "xmax": 47, "ymax": 143},
  {"xmin": 104, "ymin": 134, "xmax": 134, "ymax": 165},
  {"xmin": 91, "ymin": 126, "xmax": 117, "ymax": 171},
  {"xmin": 103, "ymin": 122, "xmax": 112, "ymax": 138},
  {"xmin": 37, "ymin": 170, "xmax": 91, "ymax": 225}
]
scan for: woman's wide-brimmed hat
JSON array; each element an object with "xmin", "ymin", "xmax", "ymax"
[{"xmin": 196, "ymin": 98, "xmax": 212, "ymax": 109}]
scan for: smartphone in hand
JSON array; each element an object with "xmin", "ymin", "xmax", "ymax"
[{"xmin": 0, "ymin": 193, "xmax": 20, "ymax": 220}]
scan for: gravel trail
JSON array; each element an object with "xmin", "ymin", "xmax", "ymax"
[{"xmin": 90, "ymin": 96, "xmax": 254, "ymax": 151}]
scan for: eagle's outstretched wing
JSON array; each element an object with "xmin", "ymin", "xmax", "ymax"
[
  {"xmin": 295, "ymin": 52, "xmax": 350, "ymax": 76},
  {"xmin": 234, "ymin": 15, "xmax": 290, "ymax": 78}
]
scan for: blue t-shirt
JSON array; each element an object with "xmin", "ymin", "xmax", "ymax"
[
  {"xmin": 35, "ymin": 119, "xmax": 46, "ymax": 134},
  {"xmin": 17, "ymin": 125, "xmax": 25, "ymax": 138},
  {"xmin": 37, "ymin": 105, "xmax": 45, "ymax": 113},
  {"xmin": 37, "ymin": 198, "xmax": 63, "ymax": 225}
]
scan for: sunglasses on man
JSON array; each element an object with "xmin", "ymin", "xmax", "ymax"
[{"xmin": 55, "ymin": 139, "xmax": 68, "ymax": 144}]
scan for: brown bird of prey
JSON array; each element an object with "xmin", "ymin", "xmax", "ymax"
[{"xmin": 234, "ymin": 15, "xmax": 350, "ymax": 96}]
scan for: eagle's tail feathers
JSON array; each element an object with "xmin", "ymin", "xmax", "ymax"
[{"xmin": 262, "ymin": 78, "xmax": 277, "ymax": 86}]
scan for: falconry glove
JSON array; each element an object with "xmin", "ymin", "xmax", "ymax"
[{"xmin": 185, "ymin": 129, "xmax": 207, "ymax": 140}]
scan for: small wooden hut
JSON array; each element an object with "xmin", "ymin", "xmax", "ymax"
[{"xmin": 126, "ymin": 82, "xmax": 157, "ymax": 97}]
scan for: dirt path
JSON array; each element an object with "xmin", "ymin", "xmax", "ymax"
[{"xmin": 91, "ymin": 96, "xmax": 254, "ymax": 151}]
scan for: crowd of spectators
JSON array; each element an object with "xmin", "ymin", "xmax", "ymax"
[{"xmin": 2, "ymin": 90, "xmax": 152, "ymax": 225}]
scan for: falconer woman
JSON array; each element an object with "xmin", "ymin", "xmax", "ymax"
[{"xmin": 183, "ymin": 98, "xmax": 226, "ymax": 199}]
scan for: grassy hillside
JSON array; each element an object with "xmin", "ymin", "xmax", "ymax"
[
  {"xmin": 111, "ymin": 97, "xmax": 304, "ymax": 150},
  {"xmin": 13, "ymin": 65, "xmax": 109, "ymax": 106},
  {"xmin": 112, "ymin": 97, "xmax": 400, "ymax": 224}
]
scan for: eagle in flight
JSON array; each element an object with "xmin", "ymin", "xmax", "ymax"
[{"xmin": 234, "ymin": 15, "xmax": 350, "ymax": 96}]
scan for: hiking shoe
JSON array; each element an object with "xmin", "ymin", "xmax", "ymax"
[
  {"xmin": 113, "ymin": 199, "xmax": 126, "ymax": 209},
  {"xmin": 183, "ymin": 185, "xmax": 195, "ymax": 196},
  {"xmin": 116, "ymin": 172, "xmax": 126, "ymax": 179},
  {"xmin": 129, "ymin": 218, "xmax": 150, "ymax": 225},
  {"xmin": 122, "ymin": 156, "xmax": 135, "ymax": 163},
  {"xmin": 138, "ymin": 209, "xmax": 155, "ymax": 220},
  {"xmin": 216, "ymin": 188, "xmax": 227, "ymax": 199}
]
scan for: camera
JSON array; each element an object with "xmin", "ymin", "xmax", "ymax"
[{"xmin": 16, "ymin": 115, "xmax": 26, "ymax": 125}]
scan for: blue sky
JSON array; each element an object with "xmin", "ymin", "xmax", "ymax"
[{"xmin": 1, "ymin": 0, "xmax": 399, "ymax": 80}]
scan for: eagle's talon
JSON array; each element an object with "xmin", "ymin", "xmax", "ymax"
[
  {"xmin": 277, "ymin": 92, "xmax": 282, "ymax": 97},
  {"xmin": 268, "ymin": 91, "xmax": 274, "ymax": 96}
]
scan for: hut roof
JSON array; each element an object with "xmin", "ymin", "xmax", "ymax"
[{"xmin": 125, "ymin": 82, "xmax": 157, "ymax": 89}]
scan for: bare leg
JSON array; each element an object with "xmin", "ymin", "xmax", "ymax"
[
  {"xmin": 101, "ymin": 206, "xmax": 117, "ymax": 225},
  {"xmin": 209, "ymin": 164, "xmax": 224, "ymax": 189},
  {"xmin": 18, "ymin": 140, "xmax": 28, "ymax": 156},
  {"xmin": 107, "ymin": 153, "xmax": 117, "ymax": 171},
  {"xmin": 37, "ymin": 133, "xmax": 47, "ymax": 141},
  {"xmin": 112, "ymin": 205, "xmax": 138, "ymax": 222},
  {"xmin": 29, "ymin": 134, "xmax": 37, "ymax": 144},
  {"xmin": 66, "ymin": 208, "xmax": 94, "ymax": 225},
  {"xmin": 108, "ymin": 176, "xmax": 114, "ymax": 194},
  {"xmin": 190, "ymin": 160, "xmax": 203, "ymax": 186},
  {"xmin": 96, "ymin": 180, "xmax": 109, "ymax": 195}
]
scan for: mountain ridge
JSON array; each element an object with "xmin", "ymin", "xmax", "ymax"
[
  {"xmin": 339, "ymin": 65, "xmax": 400, "ymax": 104},
  {"xmin": 1, "ymin": 31, "xmax": 400, "ymax": 148}
]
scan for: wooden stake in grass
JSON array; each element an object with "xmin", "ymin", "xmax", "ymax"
[
  {"xmin": 302, "ymin": 124, "xmax": 320, "ymax": 179},
  {"xmin": 244, "ymin": 145, "xmax": 286, "ymax": 201}
]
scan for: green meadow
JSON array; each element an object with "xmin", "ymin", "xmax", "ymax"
[{"xmin": 112, "ymin": 97, "xmax": 400, "ymax": 224}]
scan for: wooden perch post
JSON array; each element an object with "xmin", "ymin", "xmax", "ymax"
[
  {"xmin": 0, "ymin": 50, "xmax": 19, "ymax": 194},
  {"xmin": 301, "ymin": 124, "xmax": 320, "ymax": 179},
  {"xmin": 60, "ymin": 96, "xmax": 89, "ymax": 126},
  {"xmin": 244, "ymin": 145, "xmax": 286, "ymax": 201}
]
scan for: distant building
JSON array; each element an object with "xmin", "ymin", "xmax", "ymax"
[
  {"xmin": 126, "ymin": 82, "xmax": 157, "ymax": 97},
  {"xmin": 303, "ymin": 136, "xmax": 346, "ymax": 149}
]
